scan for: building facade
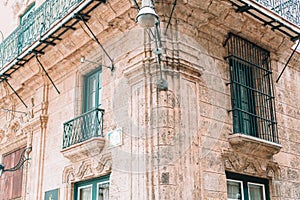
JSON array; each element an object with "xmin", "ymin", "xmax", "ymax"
[{"xmin": 0, "ymin": 0, "xmax": 300, "ymax": 199}]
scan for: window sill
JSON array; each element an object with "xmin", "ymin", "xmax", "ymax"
[
  {"xmin": 228, "ymin": 133, "xmax": 282, "ymax": 159},
  {"xmin": 61, "ymin": 137, "xmax": 105, "ymax": 162}
]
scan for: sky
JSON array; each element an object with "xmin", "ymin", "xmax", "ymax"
[{"xmin": 0, "ymin": 0, "xmax": 19, "ymax": 40}]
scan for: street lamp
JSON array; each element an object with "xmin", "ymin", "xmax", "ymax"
[
  {"xmin": 136, "ymin": 0, "xmax": 158, "ymax": 28},
  {"xmin": 0, "ymin": 147, "xmax": 31, "ymax": 177},
  {"xmin": 134, "ymin": 0, "xmax": 168, "ymax": 90}
]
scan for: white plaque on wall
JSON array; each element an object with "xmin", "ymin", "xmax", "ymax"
[{"xmin": 107, "ymin": 128, "xmax": 122, "ymax": 147}]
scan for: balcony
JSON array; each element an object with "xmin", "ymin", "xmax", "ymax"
[
  {"xmin": 254, "ymin": 0, "xmax": 300, "ymax": 26},
  {"xmin": 0, "ymin": 0, "xmax": 105, "ymax": 82},
  {"xmin": 230, "ymin": 0, "xmax": 300, "ymax": 40},
  {"xmin": 0, "ymin": 0, "xmax": 83, "ymax": 68},
  {"xmin": 61, "ymin": 108, "xmax": 105, "ymax": 162}
]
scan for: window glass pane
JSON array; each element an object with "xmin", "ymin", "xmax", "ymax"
[
  {"xmin": 85, "ymin": 70, "xmax": 102, "ymax": 112},
  {"xmin": 89, "ymin": 76, "xmax": 97, "ymax": 109},
  {"xmin": 79, "ymin": 186, "xmax": 92, "ymax": 200},
  {"xmin": 98, "ymin": 182, "xmax": 109, "ymax": 200},
  {"xmin": 248, "ymin": 183, "xmax": 265, "ymax": 200},
  {"xmin": 227, "ymin": 180, "xmax": 242, "ymax": 200},
  {"xmin": 98, "ymin": 71, "xmax": 102, "ymax": 107}
]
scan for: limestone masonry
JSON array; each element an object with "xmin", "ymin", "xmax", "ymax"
[{"xmin": 0, "ymin": 0, "xmax": 300, "ymax": 199}]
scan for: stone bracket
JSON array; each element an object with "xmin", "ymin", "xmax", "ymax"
[
  {"xmin": 228, "ymin": 133, "xmax": 282, "ymax": 159},
  {"xmin": 61, "ymin": 137, "xmax": 105, "ymax": 162}
]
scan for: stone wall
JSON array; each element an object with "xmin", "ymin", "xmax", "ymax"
[{"xmin": 0, "ymin": 0, "xmax": 299, "ymax": 199}]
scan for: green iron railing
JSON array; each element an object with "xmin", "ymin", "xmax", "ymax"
[
  {"xmin": 0, "ymin": 0, "xmax": 84, "ymax": 69},
  {"xmin": 63, "ymin": 108, "xmax": 104, "ymax": 149},
  {"xmin": 254, "ymin": 0, "xmax": 300, "ymax": 26}
]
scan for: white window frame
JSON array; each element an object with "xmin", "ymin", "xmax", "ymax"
[
  {"xmin": 77, "ymin": 184, "xmax": 93, "ymax": 200},
  {"xmin": 96, "ymin": 180, "xmax": 110, "ymax": 200},
  {"xmin": 227, "ymin": 179, "xmax": 244, "ymax": 200},
  {"xmin": 248, "ymin": 182, "xmax": 266, "ymax": 200}
]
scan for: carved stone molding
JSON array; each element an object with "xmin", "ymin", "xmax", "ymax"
[
  {"xmin": 6, "ymin": 119, "xmax": 21, "ymax": 138},
  {"xmin": 76, "ymin": 160, "xmax": 94, "ymax": 180},
  {"xmin": 61, "ymin": 137, "xmax": 105, "ymax": 162},
  {"xmin": 228, "ymin": 133, "xmax": 282, "ymax": 159},
  {"xmin": 0, "ymin": 129, "xmax": 4, "ymax": 143},
  {"xmin": 222, "ymin": 150, "xmax": 280, "ymax": 180},
  {"xmin": 95, "ymin": 153, "xmax": 112, "ymax": 173},
  {"xmin": 62, "ymin": 152, "xmax": 112, "ymax": 184},
  {"xmin": 62, "ymin": 166, "xmax": 75, "ymax": 184},
  {"xmin": 21, "ymin": 116, "xmax": 41, "ymax": 134}
]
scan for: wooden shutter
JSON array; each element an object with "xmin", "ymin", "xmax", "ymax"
[{"xmin": 0, "ymin": 148, "xmax": 24, "ymax": 200}]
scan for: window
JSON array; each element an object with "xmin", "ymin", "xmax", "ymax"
[
  {"xmin": 62, "ymin": 68, "xmax": 104, "ymax": 149},
  {"xmin": 225, "ymin": 34, "xmax": 278, "ymax": 143},
  {"xmin": 84, "ymin": 69, "xmax": 102, "ymax": 112},
  {"xmin": 0, "ymin": 148, "xmax": 25, "ymax": 200},
  {"xmin": 226, "ymin": 172, "xmax": 269, "ymax": 200},
  {"xmin": 74, "ymin": 175, "xmax": 110, "ymax": 200}
]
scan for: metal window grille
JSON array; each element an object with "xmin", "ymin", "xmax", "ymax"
[{"xmin": 225, "ymin": 33, "xmax": 278, "ymax": 143}]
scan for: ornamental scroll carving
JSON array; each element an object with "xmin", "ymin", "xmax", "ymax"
[
  {"xmin": 62, "ymin": 153, "xmax": 112, "ymax": 184},
  {"xmin": 222, "ymin": 151, "xmax": 280, "ymax": 180}
]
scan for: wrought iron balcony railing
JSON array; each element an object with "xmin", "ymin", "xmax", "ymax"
[
  {"xmin": 0, "ymin": 0, "xmax": 83, "ymax": 69},
  {"xmin": 254, "ymin": 0, "xmax": 300, "ymax": 26},
  {"xmin": 63, "ymin": 108, "xmax": 104, "ymax": 149}
]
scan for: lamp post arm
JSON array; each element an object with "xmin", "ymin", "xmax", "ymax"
[{"xmin": 2, "ymin": 147, "xmax": 32, "ymax": 173}]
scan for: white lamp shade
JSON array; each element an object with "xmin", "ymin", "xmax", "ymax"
[{"xmin": 136, "ymin": 6, "xmax": 158, "ymax": 28}]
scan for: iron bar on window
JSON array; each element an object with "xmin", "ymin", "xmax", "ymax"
[{"xmin": 225, "ymin": 33, "xmax": 279, "ymax": 143}]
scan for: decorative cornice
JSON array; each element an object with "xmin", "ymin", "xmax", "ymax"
[
  {"xmin": 62, "ymin": 152, "xmax": 112, "ymax": 184},
  {"xmin": 222, "ymin": 150, "xmax": 280, "ymax": 180},
  {"xmin": 123, "ymin": 56, "xmax": 204, "ymax": 85},
  {"xmin": 0, "ymin": 134, "xmax": 27, "ymax": 155}
]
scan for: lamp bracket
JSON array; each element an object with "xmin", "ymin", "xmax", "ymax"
[
  {"xmin": 80, "ymin": 57, "xmax": 114, "ymax": 71},
  {"xmin": 1, "ymin": 108, "xmax": 27, "ymax": 116},
  {"xmin": 0, "ymin": 147, "xmax": 32, "ymax": 176}
]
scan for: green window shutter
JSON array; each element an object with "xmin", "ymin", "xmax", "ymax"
[{"xmin": 84, "ymin": 69, "xmax": 102, "ymax": 113}]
